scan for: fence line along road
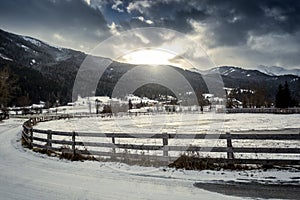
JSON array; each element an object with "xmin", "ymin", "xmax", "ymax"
[{"xmin": 22, "ymin": 115, "xmax": 300, "ymax": 166}]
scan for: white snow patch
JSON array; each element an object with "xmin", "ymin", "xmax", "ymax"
[
  {"xmin": 291, "ymin": 78, "xmax": 299, "ymax": 82},
  {"xmin": 21, "ymin": 44, "xmax": 30, "ymax": 51},
  {"xmin": 22, "ymin": 36, "xmax": 42, "ymax": 46},
  {"xmin": 0, "ymin": 53, "xmax": 13, "ymax": 61},
  {"xmin": 30, "ymin": 59, "xmax": 36, "ymax": 65},
  {"xmin": 222, "ymin": 68, "xmax": 236, "ymax": 76}
]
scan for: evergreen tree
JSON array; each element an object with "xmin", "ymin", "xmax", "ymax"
[
  {"xmin": 128, "ymin": 99, "xmax": 133, "ymax": 110},
  {"xmin": 0, "ymin": 67, "xmax": 17, "ymax": 108},
  {"xmin": 275, "ymin": 84, "xmax": 283, "ymax": 108},
  {"xmin": 275, "ymin": 81, "xmax": 293, "ymax": 108},
  {"xmin": 283, "ymin": 81, "xmax": 292, "ymax": 107}
]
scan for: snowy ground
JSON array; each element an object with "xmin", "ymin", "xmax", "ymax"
[
  {"xmin": 0, "ymin": 118, "xmax": 300, "ymax": 199},
  {"xmin": 34, "ymin": 113, "xmax": 300, "ymax": 159},
  {"xmin": 35, "ymin": 112, "xmax": 300, "ymax": 133}
]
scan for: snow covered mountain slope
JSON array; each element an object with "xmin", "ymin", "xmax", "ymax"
[
  {"xmin": 257, "ymin": 65, "xmax": 300, "ymax": 77},
  {"xmin": 0, "ymin": 29, "xmax": 86, "ymax": 71}
]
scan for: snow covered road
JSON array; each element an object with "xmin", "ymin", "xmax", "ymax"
[{"xmin": 0, "ymin": 119, "xmax": 242, "ymax": 200}]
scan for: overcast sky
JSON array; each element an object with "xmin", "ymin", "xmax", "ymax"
[{"xmin": 1, "ymin": 0, "xmax": 300, "ymax": 69}]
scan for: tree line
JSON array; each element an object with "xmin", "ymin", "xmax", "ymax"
[
  {"xmin": 275, "ymin": 81, "xmax": 297, "ymax": 108},
  {"xmin": 1, "ymin": 63, "xmax": 299, "ymax": 109},
  {"xmin": 225, "ymin": 80, "xmax": 298, "ymax": 109},
  {"xmin": 0, "ymin": 64, "xmax": 70, "ymax": 109}
]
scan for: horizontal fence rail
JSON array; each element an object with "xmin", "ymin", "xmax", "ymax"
[
  {"xmin": 227, "ymin": 108, "xmax": 300, "ymax": 114},
  {"xmin": 21, "ymin": 116, "xmax": 300, "ymax": 166}
]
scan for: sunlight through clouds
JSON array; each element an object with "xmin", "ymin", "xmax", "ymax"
[{"xmin": 118, "ymin": 49, "xmax": 176, "ymax": 66}]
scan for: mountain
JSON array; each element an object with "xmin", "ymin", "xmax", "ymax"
[
  {"xmin": 0, "ymin": 29, "xmax": 85, "ymax": 67},
  {"xmin": 204, "ymin": 66, "xmax": 299, "ymax": 103},
  {"xmin": 0, "ymin": 29, "xmax": 89, "ymax": 106},
  {"xmin": 0, "ymin": 29, "xmax": 86, "ymax": 81},
  {"xmin": 195, "ymin": 66, "xmax": 299, "ymax": 91},
  {"xmin": 256, "ymin": 65, "xmax": 300, "ymax": 77},
  {"xmin": 0, "ymin": 29, "xmax": 299, "ymax": 107}
]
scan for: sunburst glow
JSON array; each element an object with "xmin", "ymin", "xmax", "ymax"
[{"xmin": 119, "ymin": 49, "xmax": 177, "ymax": 66}]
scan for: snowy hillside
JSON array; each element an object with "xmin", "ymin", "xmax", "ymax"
[
  {"xmin": 0, "ymin": 29, "xmax": 85, "ymax": 67},
  {"xmin": 257, "ymin": 65, "xmax": 300, "ymax": 77}
]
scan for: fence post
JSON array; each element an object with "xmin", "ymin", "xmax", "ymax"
[
  {"xmin": 29, "ymin": 127, "xmax": 33, "ymax": 149},
  {"xmin": 72, "ymin": 131, "xmax": 76, "ymax": 156},
  {"xmin": 47, "ymin": 130, "xmax": 52, "ymax": 148},
  {"xmin": 226, "ymin": 132, "xmax": 234, "ymax": 159},
  {"xmin": 162, "ymin": 133, "xmax": 169, "ymax": 157},
  {"xmin": 111, "ymin": 134, "xmax": 116, "ymax": 159},
  {"xmin": 32, "ymin": 117, "xmax": 37, "ymax": 125}
]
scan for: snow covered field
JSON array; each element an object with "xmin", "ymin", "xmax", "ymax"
[
  {"xmin": 34, "ymin": 113, "xmax": 300, "ymax": 160},
  {"xmin": 36, "ymin": 112, "xmax": 300, "ymax": 133},
  {"xmin": 0, "ymin": 118, "xmax": 300, "ymax": 200}
]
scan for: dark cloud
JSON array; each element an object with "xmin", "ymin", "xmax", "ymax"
[
  {"xmin": 122, "ymin": 0, "xmax": 300, "ymax": 47},
  {"xmin": 0, "ymin": 0, "xmax": 111, "ymax": 50},
  {"xmin": 0, "ymin": 0, "xmax": 300, "ymax": 68},
  {"xmin": 157, "ymin": 7, "xmax": 208, "ymax": 33},
  {"xmin": 114, "ymin": 0, "xmax": 208, "ymax": 32},
  {"xmin": 205, "ymin": 0, "xmax": 300, "ymax": 46}
]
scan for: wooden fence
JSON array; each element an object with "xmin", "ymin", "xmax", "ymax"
[
  {"xmin": 227, "ymin": 108, "xmax": 300, "ymax": 114},
  {"xmin": 22, "ymin": 117, "xmax": 300, "ymax": 166}
]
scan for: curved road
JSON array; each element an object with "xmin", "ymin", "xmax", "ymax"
[{"xmin": 0, "ymin": 119, "xmax": 240, "ymax": 200}]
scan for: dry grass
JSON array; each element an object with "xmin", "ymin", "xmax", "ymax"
[
  {"xmin": 59, "ymin": 146, "xmax": 97, "ymax": 161},
  {"xmin": 94, "ymin": 150, "xmax": 168, "ymax": 167},
  {"xmin": 32, "ymin": 147, "xmax": 59, "ymax": 157},
  {"xmin": 168, "ymin": 154, "xmax": 257, "ymax": 171},
  {"xmin": 21, "ymin": 137, "xmax": 32, "ymax": 149}
]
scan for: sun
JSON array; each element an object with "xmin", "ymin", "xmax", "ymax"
[{"xmin": 118, "ymin": 49, "xmax": 177, "ymax": 66}]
